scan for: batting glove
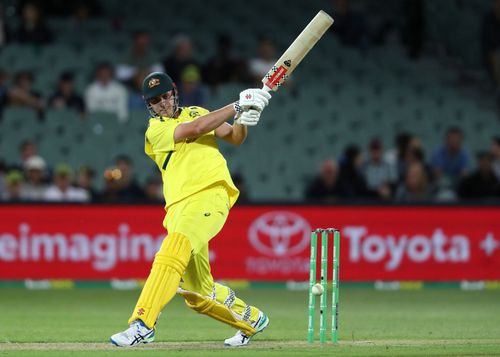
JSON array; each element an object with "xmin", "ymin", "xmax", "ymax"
[
  {"xmin": 234, "ymin": 109, "xmax": 261, "ymax": 126},
  {"xmin": 238, "ymin": 88, "xmax": 272, "ymax": 112}
]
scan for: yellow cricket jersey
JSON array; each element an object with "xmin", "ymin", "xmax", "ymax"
[{"xmin": 144, "ymin": 106, "xmax": 239, "ymax": 210}]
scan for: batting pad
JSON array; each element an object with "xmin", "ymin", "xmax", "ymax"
[
  {"xmin": 128, "ymin": 232, "xmax": 192, "ymax": 328},
  {"xmin": 178, "ymin": 288, "xmax": 257, "ymax": 336}
]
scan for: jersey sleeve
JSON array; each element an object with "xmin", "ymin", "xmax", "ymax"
[{"xmin": 145, "ymin": 119, "xmax": 180, "ymax": 157}]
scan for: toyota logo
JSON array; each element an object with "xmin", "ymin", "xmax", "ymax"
[{"xmin": 248, "ymin": 211, "xmax": 311, "ymax": 257}]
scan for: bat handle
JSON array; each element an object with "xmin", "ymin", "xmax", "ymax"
[{"xmin": 261, "ymin": 84, "xmax": 272, "ymax": 92}]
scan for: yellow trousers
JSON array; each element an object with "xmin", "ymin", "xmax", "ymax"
[
  {"xmin": 165, "ymin": 184, "xmax": 259, "ymax": 323},
  {"xmin": 129, "ymin": 184, "xmax": 259, "ymax": 328}
]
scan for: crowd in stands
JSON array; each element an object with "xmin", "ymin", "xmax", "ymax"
[
  {"xmin": 305, "ymin": 132, "xmax": 500, "ymax": 203},
  {"xmin": 0, "ymin": 33, "xmax": 271, "ymax": 121},
  {"xmin": 0, "ymin": 1, "xmax": 277, "ymax": 121},
  {"xmin": 1, "ymin": 132, "xmax": 499, "ymax": 203},
  {"xmin": 0, "ymin": 0, "xmax": 499, "ymax": 203},
  {"xmin": 0, "ymin": 0, "xmax": 498, "ymax": 119},
  {"xmin": 0, "ymin": 141, "xmax": 163, "ymax": 203}
]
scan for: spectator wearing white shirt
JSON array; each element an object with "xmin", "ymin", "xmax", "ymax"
[
  {"xmin": 44, "ymin": 164, "xmax": 89, "ymax": 202},
  {"xmin": 363, "ymin": 139, "xmax": 395, "ymax": 200},
  {"xmin": 85, "ymin": 62, "xmax": 129, "ymax": 122},
  {"xmin": 22, "ymin": 156, "xmax": 48, "ymax": 201}
]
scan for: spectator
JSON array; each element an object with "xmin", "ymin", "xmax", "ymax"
[
  {"xmin": 330, "ymin": 0, "xmax": 368, "ymax": 48},
  {"xmin": 178, "ymin": 65, "xmax": 206, "ymax": 107},
  {"xmin": 232, "ymin": 173, "xmax": 249, "ymax": 203},
  {"xmin": 305, "ymin": 159, "xmax": 341, "ymax": 202},
  {"xmin": 405, "ymin": 146, "xmax": 434, "ymax": 183},
  {"xmin": 17, "ymin": 139, "xmax": 38, "ymax": 170},
  {"xmin": 384, "ymin": 132, "xmax": 414, "ymax": 183},
  {"xmin": 114, "ymin": 155, "xmax": 144, "ymax": 201},
  {"xmin": 458, "ymin": 152, "xmax": 500, "ymax": 199},
  {"xmin": 16, "ymin": 2, "xmax": 53, "ymax": 45},
  {"xmin": 395, "ymin": 162, "xmax": 432, "ymax": 202},
  {"xmin": 116, "ymin": 30, "xmax": 164, "ymax": 82},
  {"xmin": 84, "ymin": 62, "xmax": 129, "ymax": 122},
  {"xmin": 1, "ymin": 170, "xmax": 26, "ymax": 201},
  {"xmin": 77, "ymin": 165, "xmax": 98, "ymax": 201},
  {"xmin": 22, "ymin": 155, "xmax": 48, "ymax": 201},
  {"xmin": 337, "ymin": 145, "xmax": 368, "ymax": 198},
  {"xmin": 0, "ymin": 69, "xmax": 8, "ymax": 118},
  {"xmin": 44, "ymin": 164, "xmax": 90, "ymax": 202},
  {"xmin": 162, "ymin": 34, "xmax": 200, "ymax": 83},
  {"xmin": 143, "ymin": 176, "xmax": 163, "ymax": 203},
  {"xmin": 203, "ymin": 34, "xmax": 248, "ymax": 88},
  {"xmin": 100, "ymin": 162, "xmax": 144, "ymax": 202},
  {"xmin": 248, "ymin": 37, "xmax": 277, "ymax": 83},
  {"xmin": 431, "ymin": 127, "xmax": 470, "ymax": 189},
  {"xmin": 49, "ymin": 72, "xmax": 85, "ymax": 116},
  {"xmin": 7, "ymin": 71, "xmax": 45, "ymax": 117},
  {"xmin": 128, "ymin": 67, "xmax": 150, "ymax": 111},
  {"xmin": 491, "ymin": 136, "xmax": 500, "ymax": 180},
  {"xmin": 481, "ymin": 0, "xmax": 500, "ymax": 87},
  {"xmin": 100, "ymin": 166, "xmax": 122, "ymax": 202},
  {"xmin": 362, "ymin": 139, "xmax": 394, "ymax": 200}
]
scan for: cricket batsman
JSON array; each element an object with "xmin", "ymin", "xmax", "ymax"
[{"xmin": 110, "ymin": 72, "xmax": 271, "ymax": 347}]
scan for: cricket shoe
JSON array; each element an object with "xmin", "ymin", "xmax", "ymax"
[
  {"xmin": 110, "ymin": 320, "xmax": 155, "ymax": 347},
  {"xmin": 224, "ymin": 311, "xmax": 270, "ymax": 347}
]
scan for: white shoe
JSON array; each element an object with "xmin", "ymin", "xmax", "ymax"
[
  {"xmin": 110, "ymin": 320, "xmax": 155, "ymax": 347},
  {"xmin": 224, "ymin": 311, "xmax": 270, "ymax": 347}
]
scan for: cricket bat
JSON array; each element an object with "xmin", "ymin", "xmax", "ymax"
[{"xmin": 262, "ymin": 10, "xmax": 334, "ymax": 92}]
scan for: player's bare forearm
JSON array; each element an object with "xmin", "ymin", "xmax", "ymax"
[
  {"xmin": 230, "ymin": 123, "xmax": 247, "ymax": 145},
  {"xmin": 174, "ymin": 104, "xmax": 236, "ymax": 142},
  {"xmin": 216, "ymin": 122, "xmax": 247, "ymax": 145}
]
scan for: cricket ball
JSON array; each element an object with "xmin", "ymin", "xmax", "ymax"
[{"xmin": 311, "ymin": 283, "xmax": 324, "ymax": 296}]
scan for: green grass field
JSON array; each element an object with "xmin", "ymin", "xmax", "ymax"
[{"xmin": 1, "ymin": 288, "xmax": 500, "ymax": 356}]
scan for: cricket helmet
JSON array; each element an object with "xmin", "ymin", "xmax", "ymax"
[
  {"xmin": 142, "ymin": 72, "xmax": 175, "ymax": 100},
  {"xmin": 142, "ymin": 72, "xmax": 179, "ymax": 117}
]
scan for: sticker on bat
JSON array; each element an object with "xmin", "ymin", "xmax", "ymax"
[{"xmin": 265, "ymin": 65, "xmax": 288, "ymax": 89}]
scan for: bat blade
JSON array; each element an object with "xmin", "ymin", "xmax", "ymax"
[{"xmin": 262, "ymin": 10, "xmax": 334, "ymax": 91}]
